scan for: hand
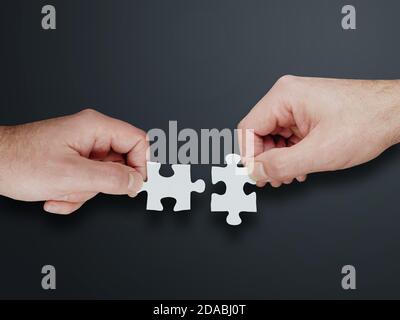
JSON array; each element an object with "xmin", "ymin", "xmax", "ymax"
[
  {"xmin": 0, "ymin": 109, "xmax": 148, "ymax": 214},
  {"xmin": 238, "ymin": 76, "xmax": 400, "ymax": 187}
]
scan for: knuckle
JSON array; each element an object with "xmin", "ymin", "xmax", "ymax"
[
  {"xmin": 276, "ymin": 74, "xmax": 297, "ymax": 89},
  {"xmin": 136, "ymin": 128, "xmax": 148, "ymax": 142},
  {"xmin": 135, "ymin": 129, "xmax": 150, "ymax": 149},
  {"xmin": 237, "ymin": 119, "xmax": 246, "ymax": 130},
  {"xmin": 125, "ymin": 125, "xmax": 148, "ymax": 145},
  {"xmin": 237, "ymin": 119, "xmax": 253, "ymax": 140},
  {"xmin": 135, "ymin": 126, "xmax": 147, "ymax": 137},
  {"xmin": 77, "ymin": 108, "xmax": 101, "ymax": 119}
]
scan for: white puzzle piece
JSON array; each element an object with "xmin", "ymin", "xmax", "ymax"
[
  {"xmin": 211, "ymin": 154, "xmax": 257, "ymax": 226},
  {"xmin": 139, "ymin": 162, "xmax": 205, "ymax": 211}
]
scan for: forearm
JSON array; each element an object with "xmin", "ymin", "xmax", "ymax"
[{"xmin": 0, "ymin": 125, "xmax": 18, "ymax": 198}]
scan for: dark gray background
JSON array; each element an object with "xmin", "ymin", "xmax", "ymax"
[{"xmin": 0, "ymin": 0, "xmax": 399, "ymax": 299}]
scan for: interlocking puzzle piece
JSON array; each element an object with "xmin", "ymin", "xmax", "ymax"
[
  {"xmin": 211, "ymin": 154, "xmax": 257, "ymax": 226},
  {"xmin": 139, "ymin": 162, "xmax": 205, "ymax": 211}
]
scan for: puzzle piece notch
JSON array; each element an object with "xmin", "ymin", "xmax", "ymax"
[
  {"xmin": 140, "ymin": 162, "xmax": 205, "ymax": 212},
  {"xmin": 211, "ymin": 154, "xmax": 257, "ymax": 226}
]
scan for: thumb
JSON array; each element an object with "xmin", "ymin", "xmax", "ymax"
[
  {"xmin": 69, "ymin": 158, "xmax": 144, "ymax": 197},
  {"xmin": 250, "ymin": 133, "xmax": 323, "ymax": 182}
]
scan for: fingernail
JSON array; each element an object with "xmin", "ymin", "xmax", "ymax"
[
  {"xmin": 248, "ymin": 161, "xmax": 269, "ymax": 182},
  {"xmin": 44, "ymin": 203, "xmax": 57, "ymax": 214},
  {"xmin": 128, "ymin": 171, "xmax": 143, "ymax": 197}
]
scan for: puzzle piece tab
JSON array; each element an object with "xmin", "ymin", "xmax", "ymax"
[
  {"xmin": 139, "ymin": 162, "xmax": 205, "ymax": 211},
  {"xmin": 211, "ymin": 154, "xmax": 257, "ymax": 226}
]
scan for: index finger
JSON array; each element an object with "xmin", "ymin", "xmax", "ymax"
[
  {"xmin": 94, "ymin": 113, "xmax": 149, "ymax": 179},
  {"xmin": 237, "ymin": 77, "xmax": 296, "ymax": 159}
]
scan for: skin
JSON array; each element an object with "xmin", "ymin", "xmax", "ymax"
[
  {"xmin": 0, "ymin": 109, "xmax": 148, "ymax": 214},
  {"xmin": 238, "ymin": 76, "xmax": 400, "ymax": 187},
  {"xmin": 1, "ymin": 76, "xmax": 400, "ymax": 214}
]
